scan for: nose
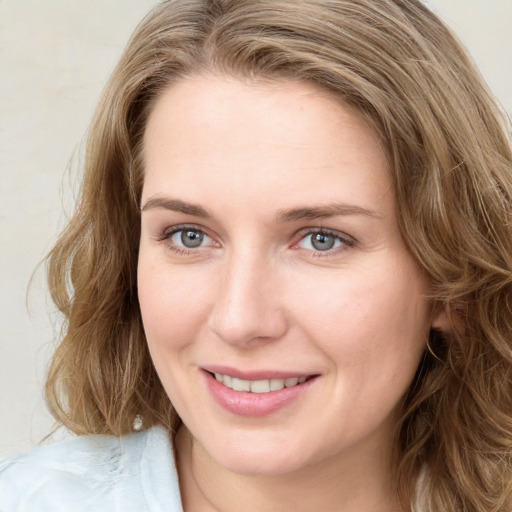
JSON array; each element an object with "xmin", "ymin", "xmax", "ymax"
[{"xmin": 207, "ymin": 250, "xmax": 288, "ymax": 347}]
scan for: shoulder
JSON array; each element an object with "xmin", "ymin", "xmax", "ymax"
[{"xmin": 0, "ymin": 426, "xmax": 183, "ymax": 512}]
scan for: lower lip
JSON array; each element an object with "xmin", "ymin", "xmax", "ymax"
[{"xmin": 203, "ymin": 372, "xmax": 317, "ymax": 417}]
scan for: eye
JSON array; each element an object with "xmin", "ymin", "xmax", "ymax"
[
  {"xmin": 159, "ymin": 225, "xmax": 215, "ymax": 252},
  {"xmin": 297, "ymin": 230, "xmax": 353, "ymax": 253},
  {"xmin": 171, "ymin": 228, "xmax": 209, "ymax": 248}
]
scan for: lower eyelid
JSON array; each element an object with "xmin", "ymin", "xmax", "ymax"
[
  {"xmin": 158, "ymin": 226, "xmax": 221, "ymax": 254},
  {"xmin": 297, "ymin": 230, "xmax": 353, "ymax": 246},
  {"xmin": 155, "ymin": 225, "xmax": 352, "ymax": 254}
]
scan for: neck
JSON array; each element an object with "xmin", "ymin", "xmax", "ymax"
[{"xmin": 175, "ymin": 427, "xmax": 404, "ymax": 512}]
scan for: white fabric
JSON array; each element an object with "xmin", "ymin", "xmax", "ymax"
[{"xmin": 0, "ymin": 426, "xmax": 183, "ymax": 512}]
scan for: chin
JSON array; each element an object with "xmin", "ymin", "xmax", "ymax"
[
  {"xmin": 197, "ymin": 430, "xmax": 314, "ymax": 477},
  {"xmin": 216, "ymin": 453, "xmax": 306, "ymax": 477}
]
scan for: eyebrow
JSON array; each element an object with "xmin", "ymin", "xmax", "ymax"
[
  {"xmin": 275, "ymin": 203, "xmax": 381, "ymax": 222},
  {"xmin": 140, "ymin": 196, "xmax": 381, "ymax": 221},
  {"xmin": 140, "ymin": 197, "xmax": 211, "ymax": 218}
]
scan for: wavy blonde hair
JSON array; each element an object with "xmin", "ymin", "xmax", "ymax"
[{"xmin": 45, "ymin": 0, "xmax": 512, "ymax": 509}]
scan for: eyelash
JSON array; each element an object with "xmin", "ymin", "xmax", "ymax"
[
  {"xmin": 158, "ymin": 224, "xmax": 215, "ymax": 255},
  {"xmin": 157, "ymin": 224, "xmax": 355, "ymax": 257},
  {"xmin": 294, "ymin": 227, "xmax": 354, "ymax": 257}
]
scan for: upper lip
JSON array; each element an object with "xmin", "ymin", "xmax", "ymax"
[{"xmin": 202, "ymin": 365, "xmax": 317, "ymax": 381}]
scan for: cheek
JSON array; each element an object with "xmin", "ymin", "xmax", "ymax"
[
  {"xmin": 137, "ymin": 258, "xmax": 214, "ymax": 411},
  {"xmin": 137, "ymin": 256, "xmax": 212, "ymax": 352},
  {"xmin": 289, "ymin": 263, "xmax": 430, "ymax": 378}
]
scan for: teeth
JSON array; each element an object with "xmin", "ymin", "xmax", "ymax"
[
  {"xmin": 213, "ymin": 373, "xmax": 309, "ymax": 393},
  {"xmin": 250, "ymin": 380, "xmax": 270, "ymax": 393},
  {"xmin": 284, "ymin": 377, "xmax": 299, "ymax": 387},
  {"xmin": 270, "ymin": 378, "xmax": 284, "ymax": 391},
  {"xmin": 232, "ymin": 378, "xmax": 251, "ymax": 392}
]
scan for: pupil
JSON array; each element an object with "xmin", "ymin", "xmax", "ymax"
[
  {"xmin": 181, "ymin": 230, "xmax": 204, "ymax": 248},
  {"xmin": 311, "ymin": 233, "xmax": 335, "ymax": 251}
]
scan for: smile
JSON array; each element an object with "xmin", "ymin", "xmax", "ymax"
[
  {"xmin": 204, "ymin": 369, "xmax": 319, "ymax": 416},
  {"xmin": 212, "ymin": 372, "xmax": 309, "ymax": 393}
]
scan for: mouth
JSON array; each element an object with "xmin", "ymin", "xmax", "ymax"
[
  {"xmin": 202, "ymin": 368, "xmax": 319, "ymax": 417},
  {"xmin": 208, "ymin": 371, "xmax": 314, "ymax": 394}
]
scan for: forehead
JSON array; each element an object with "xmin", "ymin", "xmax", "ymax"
[
  {"xmin": 142, "ymin": 74, "xmax": 391, "ymax": 215},
  {"xmin": 144, "ymin": 74, "xmax": 383, "ymax": 155}
]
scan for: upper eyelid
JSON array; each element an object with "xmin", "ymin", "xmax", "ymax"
[
  {"xmin": 294, "ymin": 226, "xmax": 355, "ymax": 244},
  {"xmin": 158, "ymin": 223, "xmax": 209, "ymax": 240},
  {"xmin": 158, "ymin": 225, "xmax": 218, "ymax": 253},
  {"xmin": 155, "ymin": 223, "xmax": 355, "ymax": 249}
]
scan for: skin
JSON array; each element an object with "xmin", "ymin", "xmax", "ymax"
[{"xmin": 138, "ymin": 74, "xmax": 446, "ymax": 512}]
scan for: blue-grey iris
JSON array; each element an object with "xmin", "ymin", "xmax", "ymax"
[
  {"xmin": 181, "ymin": 230, "xmax": 204, "ymax": 248},
  {"xmin": 311, "ymin": 233, "xmax": 335, "ymax": 251}
]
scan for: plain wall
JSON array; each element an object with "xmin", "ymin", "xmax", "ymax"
[{"xmin": 1, "ymin": 0, "xmax": 511, "ymax": 458}]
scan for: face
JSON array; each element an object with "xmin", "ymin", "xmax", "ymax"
[{"xmin": 138, "ymin": 74, "xmax": 434, "ymax": 476}]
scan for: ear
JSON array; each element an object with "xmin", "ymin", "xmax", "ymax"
[{"xmin": 431, "ymin": 304, "xmax": 451, "ymax": 333}]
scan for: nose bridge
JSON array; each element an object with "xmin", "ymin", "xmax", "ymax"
[{"xmin": 208, "ymin": 246, "xmax": 287, "ymax": 346}]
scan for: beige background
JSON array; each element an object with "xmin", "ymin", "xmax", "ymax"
[{"xmin": 1, "ymin": 0, "xmax": 511, "ymax": 458}]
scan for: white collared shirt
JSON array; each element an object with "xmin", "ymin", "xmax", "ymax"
[{"xmin": 0, "ymin": 426, "xmax": 183, "ymax": 512}]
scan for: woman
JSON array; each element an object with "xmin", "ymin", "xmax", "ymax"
[{"xmin": 2, "ymin": 0, "xmax": 512, "ymax": 510}]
